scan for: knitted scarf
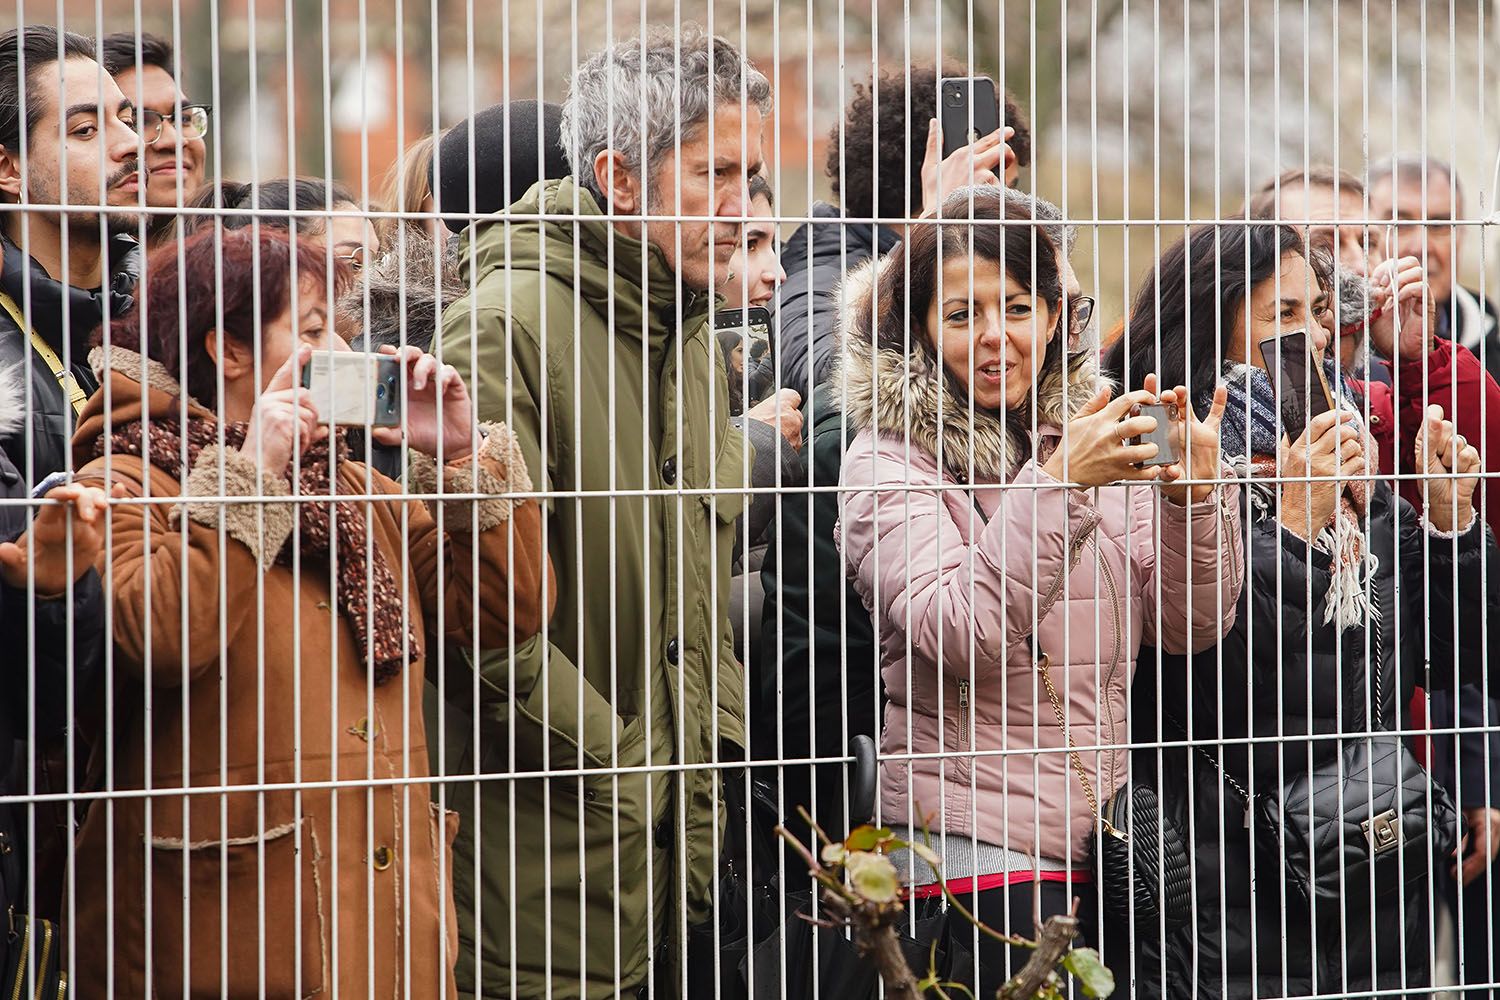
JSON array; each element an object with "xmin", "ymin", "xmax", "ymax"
[
  {"xmin": 99, "ymin": 416, "xmax": 421, "ymax": 683},
  {"xmin": 1213, "ymin": 359, "xmax": 1378, "ymax": 632}
]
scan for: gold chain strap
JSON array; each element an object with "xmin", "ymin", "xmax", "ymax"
[{"xmin": 1035, "ymin": 650, "xmax": 1122, "ymax": 838}]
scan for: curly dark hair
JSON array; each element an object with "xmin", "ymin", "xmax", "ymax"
[{"xmin": 827, "ymin": 66, "xmax": 1031, "ymax": 225}]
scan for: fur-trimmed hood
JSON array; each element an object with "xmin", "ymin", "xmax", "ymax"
[{"xmin": 833, "ymin": 254, "xmax": 1105, "ymax": 483}]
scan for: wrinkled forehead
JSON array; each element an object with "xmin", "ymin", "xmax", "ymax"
[{"xmin": 1374, "ymin": 171, "xmax": 1456, "ymax": 215}]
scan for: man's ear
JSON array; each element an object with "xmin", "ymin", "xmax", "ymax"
[
  {"xmin": 592, "ymin": 149, "xmax": 641, "ymax": 214},
  {"xmin": 0, "ymin": 146, "xmax": 23, "ymax": 202},
  {"xmin": 203, "ymin": 330, "xmax": 253, "ymax": 380}
]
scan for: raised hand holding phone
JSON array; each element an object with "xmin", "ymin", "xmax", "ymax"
[
  {"xmin": 371, "ymin": 345, "xmax": 478, "ymax": 463},
  {"xmin": 242, "ymin": 343, "xmax": 326, "ymax": 479},
  {"xmin": 1042, "ymin": 386, "xmax": 1170, "ymax": 488},
  {"xmin": 1149, "ymin": 373, "xmax": 1229, "ymax": 505},
  {"xmin": 919, "ymin": 119, "xmax": 1010, "ymax": 217}
]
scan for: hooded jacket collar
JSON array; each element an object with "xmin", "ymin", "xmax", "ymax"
[
  {"xmin": 460, "ymin": 177, "xmax": 710, "ymax": 341},
  {"xmin": 835, "ymin": 255, "xmax": 1105, "ymax": 484},
  {"xmin": 0, "ymin": 234, "xmax": 136, "ymax": 355}
]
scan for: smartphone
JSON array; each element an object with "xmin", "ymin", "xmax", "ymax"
[
  {"xmin": 714, "ymin": 306, "xmax": 772, "ymax": 344},
  {"xmin": 939, "ymin": 77, "xmax": 1001, "ymax": 158},
  {"xmin": 1131, "ymin": 402, "xmax": 1179, "ymax": 468},
  {"xmin": 1258, "ymin": 330, "xmax": 1334, "ymax": 439},
  {"xmin": 300, "ymin": 351, "xmax": 402, "ymax": 427}
]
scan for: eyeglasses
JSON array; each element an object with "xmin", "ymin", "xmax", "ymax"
[
  {"xmin": 137, "ymin": 104, "xmax": 212, "ymax": 146},
  {"xmin": 337, "ymin": 245, "xmax": 370, "ymax": 271},
  {"xmin": 1069, "ymin": 295, "xmax": 1096, "ymax": 338}
]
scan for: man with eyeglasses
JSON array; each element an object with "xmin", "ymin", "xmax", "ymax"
[{"xmin": 100, "ymin": 31, "xmax": 208, "ymax": 246}]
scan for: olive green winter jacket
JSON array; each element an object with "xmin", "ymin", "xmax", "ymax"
[{"xmin": 437, "ymin": 177, "xmax": 747, "ymax": 999}]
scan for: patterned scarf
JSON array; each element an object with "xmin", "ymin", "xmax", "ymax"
[
  {"xmin": 1212, "ymin": 360, "xmax": 1378, "ymax": 632},
  {"xmin": 98, "ymin": 415, "xmax": 421, "ymax": 683}
]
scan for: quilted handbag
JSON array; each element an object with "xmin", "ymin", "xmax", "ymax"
[{"xmin": 1209, "ymin": 614, "xmax": 1457, "ymax": 912}]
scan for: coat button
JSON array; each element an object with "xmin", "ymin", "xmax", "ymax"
[
  {"xmin": 666, "ymin": 638, "xmax": 679, "ymax": 665},
  {"xmin": 372, "ymin": 846, "xmax": 394, "ymax": 870},
  {"xmin": 654, "ymin": 815, "xmax": 672, "ymax": 850},
  {"xmin": 661, "ymin": 457, "xmax": 677, "ymax": 485},
  {"xmin": 584, "ymin": 788, "xmax": 598, "ymax": 802}
]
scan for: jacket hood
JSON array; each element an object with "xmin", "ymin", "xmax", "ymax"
[
  {"xmin": 781, "ymin": 201, "xmax": 900, "ymax": 280},
  {"xmin": 834, "ymin": 254, "xmax": 1104, "ymax": 483},
  {"xmin": 459, "ymin": 177, "xmax": 704, "ymax": 338}
]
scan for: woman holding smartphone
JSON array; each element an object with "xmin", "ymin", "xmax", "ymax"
[
  {"xmin": 837, "ymin": 187, "xmax": 1242, "ymax": 990},
  {"xmin": 67, "ymin": 228, "xmax": 552, "ymax": 997},
  {"xmin": 1106, "ymin": 222, "xmax": 1497, "ymax": 999}
]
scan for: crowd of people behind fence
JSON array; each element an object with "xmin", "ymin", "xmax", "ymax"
[{"xmin": 3, "ymin": 19, "xmax": 1500, "ymax": 1000}]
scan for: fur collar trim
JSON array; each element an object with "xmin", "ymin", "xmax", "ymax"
[
  {"xmin": 833, "ymin": 255, "xmax": 1106, "ymax": 483},
  {"xmin": 89, "ymin": 344, "xmax": 206, "ymax": 409}
]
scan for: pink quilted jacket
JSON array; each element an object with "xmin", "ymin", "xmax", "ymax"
[{"xmin": 835, "ymin": 276, "xmax": 1243, "ymax": 864}]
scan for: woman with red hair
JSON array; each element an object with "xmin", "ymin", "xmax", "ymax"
[{"xmin": 67, "ymin": 227, "xmax": 551, "ymax": 997}]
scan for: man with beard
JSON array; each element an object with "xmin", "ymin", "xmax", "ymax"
[
  {"xmin": 438, "ymin": 26, "xmax": 767, "ymax": 998},
  {"xmin": 0, "ymin": 26, "xmax": 142, "ymax": 482}
]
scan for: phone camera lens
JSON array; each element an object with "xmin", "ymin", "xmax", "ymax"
[{"xmin": 376, "ymin": 384, "xmax": 387, "ymax": 399}]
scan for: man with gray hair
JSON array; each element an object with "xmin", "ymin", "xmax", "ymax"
[
  {"xmin": 1373, "ymin": 157, "xmax": 1500, "ymax": 385},
  {"xmin": 438, "ymin": 25, "xmax": 769, "ymax": 999}
]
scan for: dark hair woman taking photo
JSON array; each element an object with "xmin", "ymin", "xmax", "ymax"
[
  {"xmin": 1107, "ymin": 222, "xmax": 1499, "ymax": 999},
  {"xmin": 838, "ymin": 187, "xmax": 1243, "ymax": 992},
  {"xmin": 67, "ymin": 228, "xmax": 552, "ymax": 997}
]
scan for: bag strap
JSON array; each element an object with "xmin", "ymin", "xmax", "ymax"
[
  {"xmin": 0, "ymin": 290, "xmax": 88, "ymax": 417},
  {"xmin": 1028, "ymin": 526, "xmax": 1127, "ymax": 840}
]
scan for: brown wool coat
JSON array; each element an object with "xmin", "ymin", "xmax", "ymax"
[{"xmin": 66, "ymin": 348, "xmax": 553, "ymax": 998}]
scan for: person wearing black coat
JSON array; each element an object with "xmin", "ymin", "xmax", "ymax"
[
  {"xmin": 0, "ymin": 370, "xmax": 110, "ymax": 978},
  {"xmin": 1108, "ymin": 221, "xmax": 1500, "ymax": 999}
]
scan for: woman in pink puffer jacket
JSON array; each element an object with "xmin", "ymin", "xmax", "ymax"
[{"xmin": 836, "ymin": 188, "xmax": 1243, "ymax": 984}]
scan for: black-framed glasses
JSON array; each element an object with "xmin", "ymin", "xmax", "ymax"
[
  {"xmin": 137, "ymin": 104, "xmax": 212, "ymax": 146},
  {"xmin": 1069, "ymin": 295, "xmax": 1096, "ymax": 338}
]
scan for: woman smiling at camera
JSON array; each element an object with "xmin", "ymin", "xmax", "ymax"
[{"xmin": 837, "ymin": 187, "xmax": 1242, "ymax": 991}]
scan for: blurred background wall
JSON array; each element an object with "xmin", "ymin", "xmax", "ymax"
[{"xmin": 19, "ymin": 0, "xmax": 1500, "ymax": 329}]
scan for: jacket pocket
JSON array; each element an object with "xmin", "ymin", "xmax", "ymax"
[{"xmin": 146, "ymin": 817, "xmax": 327, "ymax": 998}]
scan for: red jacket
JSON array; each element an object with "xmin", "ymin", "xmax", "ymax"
[{"xmin": 1357, "ymin": 338, "xmax": 1500, "ymax": 527}]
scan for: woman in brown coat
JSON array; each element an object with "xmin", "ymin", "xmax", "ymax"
[{"xmin": 68, "ymin": 228, "xmax": 551, "ymax": 997}]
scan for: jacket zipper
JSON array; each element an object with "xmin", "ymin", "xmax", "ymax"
[
  {"xmin": 33, "ymin": 920, "xmax": 52, "ymax": 1000},
  {"xmin": 9, "ymin": 915, "xmax": 30, "ymax": 1000},
  {"xmin": 1096, "ymin": 539, "xmax": 1125, "ymax": 793},
  {"xmin": 1220, "ymin": 487, "xmax": 1242, "ymax": 588},
  {"xmin": 956, "ymin": 680, "xmax": 971, "ymax": 753},
  {"xmin": 1036, "ymin": 524, "xmax": 1096, "ymax": 623}
]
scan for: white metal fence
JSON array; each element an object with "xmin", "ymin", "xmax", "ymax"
[{"xmin": 1, "ymin": 2, "xmax": 1498, "ymax": 998}]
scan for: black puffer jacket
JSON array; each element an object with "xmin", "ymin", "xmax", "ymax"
[
  {"xmin": 1131, "ymin": 479, "xmax": 1499, "ymax": 999},
  {"xmin": 0, "ymin": 235, "xmax": 134, "ymax": 483},
  {"xmin": 775, "ymin": 202, "xmax": 898, "ymax": 399},
  {"xmin": 0, "ymin": 372, "xmax": 104, "ymax": 970}
]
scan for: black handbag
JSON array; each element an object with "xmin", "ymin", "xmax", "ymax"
[{"xmin": 1196, "ymin": 614, "xmax": 1457, "ymax": 913}]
